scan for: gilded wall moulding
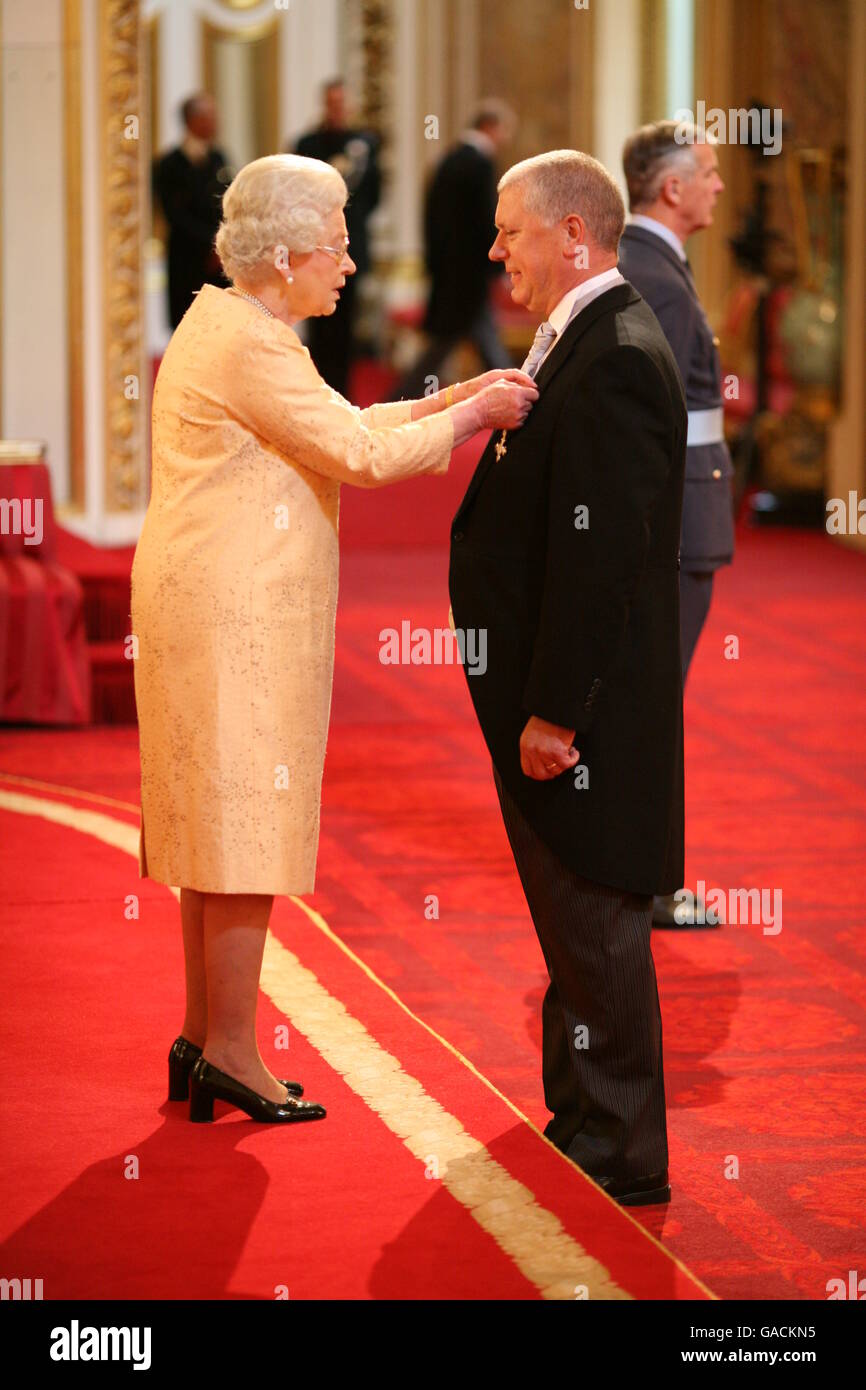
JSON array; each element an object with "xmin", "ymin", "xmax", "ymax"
[{"xmin": 101, "ymin": 0, "xmax": 145, "ymax": 511}]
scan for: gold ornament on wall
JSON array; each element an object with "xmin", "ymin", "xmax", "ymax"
[{"xmin": 101, "ymin": 0, "xmax": 146, "ymax": 512}]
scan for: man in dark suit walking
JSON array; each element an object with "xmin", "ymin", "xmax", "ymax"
[
  {"xmin": 449, "ymin": 150, "xmax": 686, "ymax": 1206},
  {"xmin": 397, "ymin": 99, "xmax": 516, "ymax": 400},
  {"xmin": 618, "ymin": 121, "xmax": 735, "ymax": 929},
  {"xmin": 294, "ymin": 79, "xmax": 381, "ymax": 397}
]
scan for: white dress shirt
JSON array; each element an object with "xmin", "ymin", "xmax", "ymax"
[
  {"xmin": 628, "ymin": 213, "xmax": 687, "ymax": 262},
  {"xmin": 535, "ymin": 265, "xmax": 625, "ymax": 373}
]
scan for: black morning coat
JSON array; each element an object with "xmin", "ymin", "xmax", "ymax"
[
  {"xmin": 618, "ymin": 224, "xmax": 735, "ymax": 571},
  {"xmin": 449, "ymin": 282, "xmax": 687, "ymax": 897},
  {"xmin": 423, "ymin": 139, "xmax": 504, "ymax": 336},
  {"xmin": 152, "ymin": 146, "xmax": 231, "ymax": 330}
]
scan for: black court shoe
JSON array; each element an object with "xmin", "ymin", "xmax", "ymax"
[
  {"xmin": 168, "ymin": 1036, "xmax": 303, "ymax": 1102},
  {"xmin": 188, "ymin": 1055, "xmax": 326, "ymax": 1125}
]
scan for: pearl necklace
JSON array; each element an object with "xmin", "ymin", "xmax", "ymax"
[{"xmin": 228, "ymin": 286, "xmax": 274, "ymax": 318}]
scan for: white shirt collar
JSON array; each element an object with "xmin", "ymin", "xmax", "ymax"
[
  {"xmin": 181, "ymin": 132, "xmax": 210, "ymax": 164},
  {"xmin": 628, "ymin": 214, "xmax": 687, "ymax": 262},
  {"xmin": 547, "ymin": 266, "xmax": 625, "ymax": 337},
  {"xmin": 461, "ymin": 128, "xmax": 495, "ymax": 158}
]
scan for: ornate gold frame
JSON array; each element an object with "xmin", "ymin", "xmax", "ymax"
[{"xmin": 100, "ymin": 0, "xmax": 145, "ymax": 511}]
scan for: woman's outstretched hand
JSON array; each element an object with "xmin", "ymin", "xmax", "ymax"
[
  {"xmin": 476, "ymin": 378, "xmax": 539, "ymax": 431},
  {"xmin": 457, "ymin": 368, "xmax": 538, "ymax": 399}
]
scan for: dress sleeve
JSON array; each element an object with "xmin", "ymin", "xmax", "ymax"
[{"xmin": 225, "ymin": 323, "xmax": 453, "ymax": 488}]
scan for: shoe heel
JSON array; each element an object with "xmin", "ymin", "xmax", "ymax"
[
  {"xmin": 168, "ymin": 1054, "xmax": 189, "ymax": 1102},
  {"xmin": 189, "ymin": 1079, "xmax": 215, "ymax": 1123}
]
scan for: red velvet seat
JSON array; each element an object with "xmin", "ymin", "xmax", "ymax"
[{"xmin": 0, "ymin": 444, "xmax": 90, "ymax": 723}]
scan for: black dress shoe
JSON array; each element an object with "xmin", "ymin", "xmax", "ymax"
[
  {"xmin": 652, "ymin": 893, "xmax": 718, "ymax": 929},
  {"xmin": 168, "ymin": 1036, "xmax": 303, "ymax": 1102},
  {"xmin": 594, "ymin": 1170, "xmax": 671, "ymax": 1206},
  {"xmin": 188, "ymin": 1055, "xmax": 326, "ymax": 1125}
]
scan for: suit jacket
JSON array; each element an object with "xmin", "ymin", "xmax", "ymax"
[
  {"xmin": 294, "ymin": 127, "xmax": 381, "ymax": 276},
  {"xmin": 618, "ymin": 224, "xmax": 735, "ymax": 571},
  {"xmin": 449, "ymin": 282, "xmax": 686, "ymax": 897},
  {"xmin": 152, "ymin": 146, "xmax": 232, "ymax": 329},
  {"xmin": 423, "ymin": 140, "xmax": 503, "ymax": 336}
]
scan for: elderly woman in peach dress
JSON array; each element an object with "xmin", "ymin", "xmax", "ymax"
[{"xmin": 130, "ymin": 154, "xmax": 537, "ymax": 1126}]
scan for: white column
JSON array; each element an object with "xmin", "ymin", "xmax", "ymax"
[
  {"xmin": 592, "ymin": 0, "xmax": 640, "ymax": 200},
  {"xmin": 665, "ymin": 0, "xmax": 694, "ymax": 119},
  {"xmin": 151, "ymin": 0, "xmax": 200, "ymax": 154},
  {"xmin": 387, "ymin": 0, "xmax": 420, "ymax": 264},
  {"xmin": 453, "ymin": 0, "xmax": 479, "ymax": 132},
  {"xmin": 280, "ymin": 0, "xmax": 340, "ymax": 147},
  {"xmin": 1, "ymin": 0, "xmax": 69, "ymax": 500}
]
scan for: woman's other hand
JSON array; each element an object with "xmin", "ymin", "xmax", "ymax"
[
  {"xmin": 448, "ymin": 377, "xmax": 538, "ymax": 446},
  {"xmin": 476, "ymin": 379, "xmax": 539, "ymax": 430}
]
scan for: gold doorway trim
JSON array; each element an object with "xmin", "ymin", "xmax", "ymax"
[
  {"xmin": 63, "ymin": 0, "xmax": 84, "ymax": 510},
  {"xmin": 100, "ymin": 0, "xmax": 146, "ymax": 512}
]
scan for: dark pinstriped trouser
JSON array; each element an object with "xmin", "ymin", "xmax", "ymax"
[
  {"xmin": 680, "ymin": 569, "xmax": 714, "ymax": 682},
  {"xmin": 493, "ymin": 766, "xmax": 669, "ymax": 1180}
]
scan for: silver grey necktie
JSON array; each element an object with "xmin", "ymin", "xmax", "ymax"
[
  {"xmin": 521, "ymin": 321, "xmax": 558, "ymax": 378},
  {"xmin": 494, "ymin": 322, "xmax": 557, "ymax": 463}
]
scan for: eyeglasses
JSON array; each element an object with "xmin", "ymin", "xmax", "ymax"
[{"xmin": 315, "ymin": 237, "xmax": 351, "ymax": 263}]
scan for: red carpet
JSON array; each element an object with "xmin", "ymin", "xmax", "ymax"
[
  {"xmin": 2, "ymin": 455, "xmax": 865, "ymax": 1297},
  {"xmin": 0, "ymin": 775, "xmax": 706, "ymax": 1300}
]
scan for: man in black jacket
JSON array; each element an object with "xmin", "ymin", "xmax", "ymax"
[
  {"xmin": 449, "ymin": 150, "xmax": 686, "ymax": 1205},
  {"xmin": 397, "ymin": 99, "xmax": 516, "ymax": 399},
  {"xmin": 619, "ymin": 121, "xmax": 734, "ymax": 929},
  {"xmin": 153, "ymin": 94, "xmax": 233, "ymax": 330},
  {"xmin": 294, "ymin": 80, "xmax": 381, "ymax": 396}
]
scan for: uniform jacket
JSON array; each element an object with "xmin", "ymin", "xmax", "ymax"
[{"xmin": 618, "ymin": 224, "xmax": 735, "ymax": 571}]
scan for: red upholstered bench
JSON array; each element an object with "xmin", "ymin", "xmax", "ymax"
[{"xmin": 0, "ymin": 442, "xmax": 90, "ymax": 723}]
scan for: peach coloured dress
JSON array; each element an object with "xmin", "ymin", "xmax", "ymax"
[{"xmin": 131, "ymin": 284, "xmax": 453, "ymax": 894}]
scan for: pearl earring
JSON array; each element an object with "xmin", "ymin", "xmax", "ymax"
[{"xmin": 286, "ymin": 274, "xmax": 293, "ymax": 284}]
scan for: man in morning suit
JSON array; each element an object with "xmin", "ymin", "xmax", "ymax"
[
  {"xmin": 396, "ymin": 99, "xmax": 516, "ymax": 400},
  {"xmin": 449, "ymin": 151, "xmax": 687, "ymax": 1206},
  {"xmin": 618, "ymin": 121, "xmax": 735, "ymax": 929},
  {"xmin": 153, "ymin": 94, "xmax": 233, "ymax": 330}
]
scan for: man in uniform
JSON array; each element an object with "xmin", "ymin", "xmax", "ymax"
[
  {"xmin": 619, "ymin": 120, "xmax": 735, "ymax": 929},
  {"xmin": 294, "ymin": 79, "xmax": 381, "ymax": 396}
]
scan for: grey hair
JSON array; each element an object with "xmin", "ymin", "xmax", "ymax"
[
  {"xmin": 497, "ymin": 149, "xmax": 626, "ymax": 252},
  {"xmin": 215, "ymin": 153, "xmax": 347, "ymax": 283},
  {"xmin": 622, "ymin": 121, "xmax": 703, "ymax": 211}
]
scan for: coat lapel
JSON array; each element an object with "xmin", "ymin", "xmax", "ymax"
[
  {"xmin": 455, "ymin": 281, "xmax": 640, "ymax": 522},
  {"xmin": 620, "ymin": 224, "xmax": 697, "ymax": 302}
]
